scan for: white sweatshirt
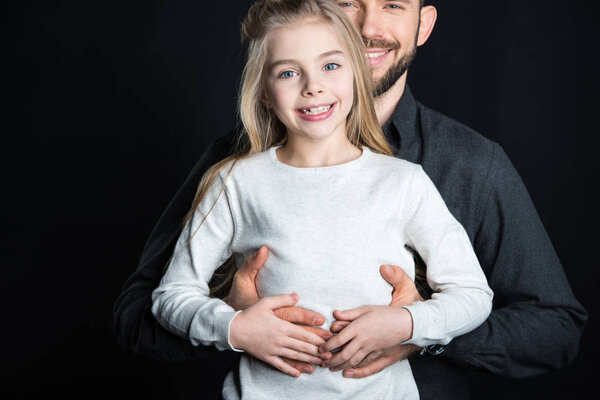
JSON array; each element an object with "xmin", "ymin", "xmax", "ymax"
[{"xmin": 152, "ymin": 146, "xmax": 493, "ymax": 400}]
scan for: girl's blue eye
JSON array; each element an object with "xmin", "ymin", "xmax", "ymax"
[
  {"xmin": 323, "ymin": 63, "xmax": 339, "ymax": 71},
  {"xmin": 280, "ymin": 70, "xmax": 297, "ymax": 79}
]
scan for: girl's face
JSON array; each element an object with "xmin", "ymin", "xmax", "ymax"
[{"xmin": 264, "ymin": 18, "xmax": 354, "ymax": 144}]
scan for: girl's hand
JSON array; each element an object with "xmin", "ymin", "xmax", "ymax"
[
  {"xmin": 229, "ymin": 293, "xmax": 333, "ymax": 377},
  {"xmin": 319, "ymin": 306, "xmax": 413, "ymax": 371}
]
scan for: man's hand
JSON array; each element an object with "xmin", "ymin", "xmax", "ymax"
[
  {"xmin": 222, "ymin": 246, "xmax": 267, "ymax": 311},
  {"xmin": 328, "ymin": 265, "xmax": 424, "ymax": 377},
  {"xmin": 341, "ymin": 343, "xmax": 421, "ymax": 378},
  {"xmin": 223, "ymin": 245, "xmax": 331, "ymax": 374},
  {"xmin": 382, "ymin": 264, "xmax": 424, "ymax": 306}
]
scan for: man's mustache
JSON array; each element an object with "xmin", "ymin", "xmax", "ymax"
[{"xmin": 363, "ymin": 39, "xmax": 400, "ymax": 51}]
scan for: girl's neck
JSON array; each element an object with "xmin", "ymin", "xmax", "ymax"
[{"xmin": 276, "ymin": 135, "xmax": 362, "ymax": 168}]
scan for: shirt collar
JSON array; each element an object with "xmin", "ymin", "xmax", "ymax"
[{"xmin": 382, "ymin": 85, "xmax": 421, "ymax": 162}]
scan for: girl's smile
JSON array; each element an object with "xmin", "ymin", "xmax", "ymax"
[{"xmin": 295, "ymin": 102, "xmax": 337, "ymax": 121}]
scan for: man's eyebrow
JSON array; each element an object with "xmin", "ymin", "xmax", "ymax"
[
  {"xmin": 269, "ymin": 50, "xmax": 345, "ymax": 70},
  {"xmin": 380, "ymin": 0, "xmax": 412, "ymax": 5}
]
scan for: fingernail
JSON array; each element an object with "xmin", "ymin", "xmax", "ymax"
[
  {"xmin": 303, "ymin": 367, "xmax": 312, "ymax": 374},
  {"xmin": 312, "ymin": 317, "xmax": 324, "ymax": 325},
  {"xmin": 345, "ymin": 370, "xmax": 355, "ymax": 377}
]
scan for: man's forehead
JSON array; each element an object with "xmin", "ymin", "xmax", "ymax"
[{"xmin": 348, "ymin": 0, "xmax": 416, "ymax": 6}]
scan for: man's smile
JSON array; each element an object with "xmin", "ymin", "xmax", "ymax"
[{"xmin": 365, "ymin": 48, "xmax": 394, "ymax": 66}]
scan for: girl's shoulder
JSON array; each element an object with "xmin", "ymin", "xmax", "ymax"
[
  {"xmin": 364, "ymin": 148, "xmax": 423, "ymax": 177},
  {"xmin": 217, "ymin": 149, "xmax": 274, "ymax": 182}
]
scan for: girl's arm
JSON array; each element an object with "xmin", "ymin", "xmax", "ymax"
[
  {"xmin": 150, "ymin": 174, "xmax": 241, "ymax": 350},
  {"xmin": 151, "ymin": 173, "xmax": 328, "ymax": 376},
  {"xmin": 320, "ymin": 165, "xmax": 493, "ymax": 369},
  {"xmin": 400, "ymin": 165, "xmax": 493, "ymax": 346}
]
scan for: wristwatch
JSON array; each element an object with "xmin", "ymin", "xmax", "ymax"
[{"xmin": 420, "ymin": 344, "xmax": 446, "ymax": 356}]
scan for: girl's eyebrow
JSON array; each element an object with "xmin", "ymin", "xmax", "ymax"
[{"xmin": 269, "ymin": 49, "xmax": 345, "ymax": 71}]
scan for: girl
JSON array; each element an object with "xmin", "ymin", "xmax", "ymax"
[{"xmin": 152, "ymin": 0, "xmax": 493, "ymax": 399}]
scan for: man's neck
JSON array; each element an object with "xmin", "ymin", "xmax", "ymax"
[{"xmin": 373, "ymin": 73, "xmax": 407, "ymax": 127}]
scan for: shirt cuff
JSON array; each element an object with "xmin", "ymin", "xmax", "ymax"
[
  {"xmin": 400, "ymin": 303, "xmax": 449, "ymax": 347},
  {"xmin": 213, "ymin": 309, "xmax": 244, "ymax": 352}
]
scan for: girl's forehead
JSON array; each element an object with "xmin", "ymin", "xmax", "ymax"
[{"xmin": 266, "ymin": 18, "xmax": 346, "ymax": 60}]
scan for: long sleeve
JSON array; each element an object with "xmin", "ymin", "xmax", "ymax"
[
  {"xmin": 402, "ymin": 166, "xmax": 493, "ymax": 347},
  {"xmin": 438, "ymin": 145, "xmax": 588, "ymax": 377},
  {"xmin": 112, "ymin": 132, "xmax": 240, "ymax": 361},
  {"xmin": 151, "ymin": 171, "xmax": 241, "ymax": 351}
]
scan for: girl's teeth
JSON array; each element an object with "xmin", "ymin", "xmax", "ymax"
[{"xmin": 302, "ymin": 105, "xmax": 332, "ymax": 115}]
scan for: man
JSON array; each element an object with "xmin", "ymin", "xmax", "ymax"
[{"xmin": 113, "ymin": 1, "xmax": 587, "ymax": 398}]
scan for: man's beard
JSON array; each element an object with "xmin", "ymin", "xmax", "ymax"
[{"xmin": 365, "ymin": 39, "xmax": 417, "ymax": 98}]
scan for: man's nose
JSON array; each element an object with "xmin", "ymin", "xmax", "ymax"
[{"xmin": 359, "ymin": 9, "xmax": 384, "ymax": 40}]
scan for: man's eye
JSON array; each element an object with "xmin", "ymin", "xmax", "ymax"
[
  {"xmin": 323, "ymin": 63, "xmax": 340, "ymax": 71},
  {"xmin": 385, "ymin": 4, "xmax": 403, "ymax": 9},
  {"xmin": 337, "ymin": 2, "xmax": 354, "ymax": 8},
  {"xmin": 280, "ymin": 70, "xmax": 297, "ymax": 79}
]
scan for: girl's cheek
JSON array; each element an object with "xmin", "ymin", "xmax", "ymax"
[{"xmin": 272, "ymin": 83, "xmax": 297, "ymax": 102}]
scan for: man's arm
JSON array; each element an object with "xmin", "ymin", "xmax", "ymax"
[
  {"xmin": 334, "ymin": 145, "xmax": 587, "ymax": 380},
  {"xmin": 112, "ymin": 132, "xmax": 236, "ymax": 361},
  {"xmin": 439, "ymin": 144, "xmax": 588, "ymax": 378}
]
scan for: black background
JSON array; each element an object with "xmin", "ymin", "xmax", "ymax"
[{"xmin": 3, "ymin": 0, "xmax": 597, "ymax": 399}]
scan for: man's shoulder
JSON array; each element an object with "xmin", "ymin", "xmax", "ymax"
[{"xmin": 416, "ymin": 101, "xmax": 503, "ymax": 172}]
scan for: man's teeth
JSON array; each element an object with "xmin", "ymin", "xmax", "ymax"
[
  {"xmin": 366, "ymin": 50, "xmax": 389, "ymax": 58},
  {"xmin": 301, "ymin": 105, "xmax": 332, "ymax": 115}
]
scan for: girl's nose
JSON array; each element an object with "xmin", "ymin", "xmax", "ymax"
[{"xmin": 302, "ymin": 74, "xmax": 325, "ymax": 97}]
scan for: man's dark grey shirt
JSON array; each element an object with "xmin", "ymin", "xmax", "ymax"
[{"xmin": 113, "ymin": 87, "xmax": 587, "ymax": 399}]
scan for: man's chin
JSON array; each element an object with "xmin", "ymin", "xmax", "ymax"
[
  {"xmin": 372, "ymin": 73, "xmax": 403, "ymax": 98},
  {"xmin": 372, "ymin": 55, "xmax": 414, "ymax": 97},
  {"xmin": 372, "ymin": 77, "xmax": 389, "ymax": 97}
]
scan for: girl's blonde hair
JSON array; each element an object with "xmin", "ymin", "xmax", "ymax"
[{"xmin": 180, "ymin": 0, "xmax": 393, "ymax": 295}]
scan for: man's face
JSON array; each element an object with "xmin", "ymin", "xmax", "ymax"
[{"xmin": 337, "ymin": 0, "xmax": 422, "ymax": 96}]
